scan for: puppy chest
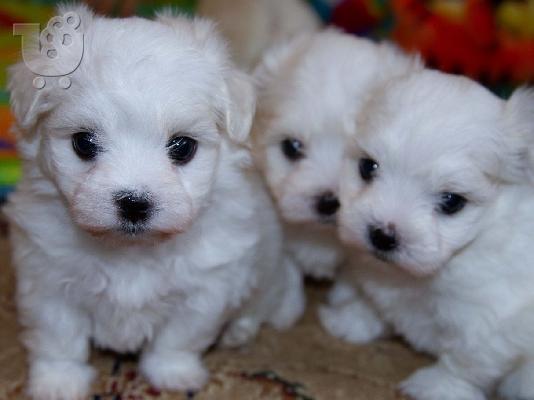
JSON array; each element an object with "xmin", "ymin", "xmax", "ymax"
[
  {"xmin": 363, "ymin": 283, "xmax": 453, "ymax": 353},
  {"xmin": 90, "ymin": 295, "xmax": 177, "ymax": 353},
  {"xmin": 78, "ymin": 270, "xmax": 179, "ymax": 351}
]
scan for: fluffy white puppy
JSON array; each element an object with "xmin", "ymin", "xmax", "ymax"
[
  {"xmin": 197, "ymin": 0, "xmax": 320, "ymax": 70},
  {"xmin": 6, "ymin": 6, "xmax": 302, "ymax": 399},
  {"xmin": 338, "ymin": 69, "xmax": 534, "ymax": 399},
  {"xmin": 251, "ymin": 30, "xmax": 420, "ymax": 338}
]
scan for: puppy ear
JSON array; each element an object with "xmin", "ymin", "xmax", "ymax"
[
  {"xmin": 220, "ymin": 70, "xmax": 256, "ymax": 144},
  {"xmin": 503, "ymin": 87, "xmax": 534, "ymax": 182},
  {"xmin": 9, "ymin": 3, "xmax": 93, "ymax": 136},
  {"xmin": 253, "ymin": 33, "xmax": 309, "ymax": 91},
  {"xmin": 7, "ymin": 62, "xmax": 53, "ymax": 136},
  {"xmin": 251, "ymin": 33, "xmax": 310, "ymax": 139},
  {"xmin": 506, "ymin": 87, "xmax": 534, "ymax": 137}
]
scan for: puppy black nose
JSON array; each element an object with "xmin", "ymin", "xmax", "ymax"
[
  {"xmin": 115, "ymin": 191, "xmax": 152, "ymax": 224},
  {"xmin": 316, "ymin": 192, "xmax": 340, "ymax": 216},
  {"xmin": 368, "ymin": 225, "xmax": 398, "ymax": 252}
]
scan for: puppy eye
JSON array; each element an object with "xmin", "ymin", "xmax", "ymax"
[
  {"xmin": 167, "ymin": 136, "xmax": 197, "ymax": 165},
  {"xmin": 281, "ymin": 138, "xmax": 304, "ymax": 161},
  {"xmin": 438, "ymin": 192, "xmax": 467, "ymax": 215},
  {"xmin": 72, "ymin": 131, "xmax": 100, "ymax": 161},
  {"xmin": 359, "ymin": 158, "xmax": 379, "ymax": 182}
]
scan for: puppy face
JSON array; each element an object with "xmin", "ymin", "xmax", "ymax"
[
  {"xmin": 9, "ymin": 7, "xmax": 254, "ymax": 242},
  {"xmin": 252, "ymin": 31, "xmax": 419, "ymax": 227},
  {"xmin": 339, "ymin": 71, "xmax": 527, "ymax": 276},
  {"xmin": 255, "ymin": 110, "xmax": 347, "ymax": 226}
]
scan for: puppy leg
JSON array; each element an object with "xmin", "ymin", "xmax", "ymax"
[
  {"xmin": 140, "ymin": 349, "xmax": 208, "ymax": 394},
  {"xmin": 140, "ymin": 294, "xmax": 227, "ymax": 392},
  {"xmin": 22, "ymin": 301, "xmax": 94, "ymax": 400},
  {"xmin": 400, "ymin": 362, "xmax": 486, "ymax": 400},
  {"xmin": 220, "ymin": 256, "xmax": 305, "ymax": 347},
  {"xmin": 327, "ymin": 279, "xmax": 357, "ymax": 306},
  {"xmin": 220, "ymin": 314, "xmax": 262, "ymax": 348},
  {"xmin": 319, "ymin": 289, "xmax": 387, "ymax": 344},
  {"xmin": 498, "ymin": 359, "xmax": 534, "ymax": 400},
  {"xmin": 267, "ymin": 255, "xmax": 305, "ymax": 330},
  {"xmin": 400, "ymin": 351, "xmax": 513, "ymax": 400},
  {"xmin": 220, "ymin": 291, "xmax": 268, "ymax": 348}
]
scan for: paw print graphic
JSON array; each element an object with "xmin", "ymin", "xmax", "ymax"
[{"xmin": 14, "ymin": 11, "xmax": 84, "ymax": 89}]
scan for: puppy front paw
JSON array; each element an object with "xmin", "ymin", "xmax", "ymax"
[
  {"xmin": 28, "ymin": 359, "xmax": 95, "ymax": 400},
  {"xmin": 220, "ymin": 317, "xmax": 260, "ymax": 348},
  {"xmin": 399, "ymin": 365, "xmax": 485, "ymax": 400},
  {"xmin": 498, "ymin": 360, "xmax": 534, "ymax": 400},
  {"xmin": 326, "ymin": 281, "xmax": 357, "ymax": 306},
  {"xmin": 318, "ymin": 300, "xmax": 385, "ymax": 344},
  {"xmin": 140, "ymin": 350, "xmax": 209, "ymax": 392}
]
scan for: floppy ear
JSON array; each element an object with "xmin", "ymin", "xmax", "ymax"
[
  {"xmin": 7, "ymin": 62, "xmax": 53, "ymax": 136},
  {"xmin": 502, "ymin": 87, "xmax": 534, "ymax": 182},
  {"xmin": 9, "ymin": 3, "xmax": 93, "ymax": 136},
  {"xmin": 220, "ymin": 70, "xmax": 256, "ymax": 144},
  {"xmin": 253, "ymin": 33, "xmax": 309, "ymax": 92},
  {"xmin": 250, "ymin": 33, "xmax": 310, "ymax": 140},
  {"xmin": 506, "ymin": 87, "xmax": 534, "ymax": 135}
]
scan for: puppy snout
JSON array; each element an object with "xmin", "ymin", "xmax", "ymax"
[
  {"xmin": 114, "ymin": 191, "xmax": 153, "ymax": 224},
  {"xmin": 315, "ymin": 191, "xmax": 340, "ymax": 216},
  {"xmin": 368, "ymin": 224, "xmax": 398, "ymax": 252}
]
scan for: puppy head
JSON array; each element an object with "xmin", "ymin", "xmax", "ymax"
[
  {"xmin": 251, "ymin": 30, "xmax": 419, "ymax": 227},
  {"xmin": 9, "ymin": 5, "xmax": 254, "ymax": 242},
  {"xmin": 339, "ymin": 70, "xmax": 530, "ymax": 276}
]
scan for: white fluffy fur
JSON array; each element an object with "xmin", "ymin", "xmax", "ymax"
[
  {"xmin": 6, "ymin": 6, "xmax": 302, "ymax": 399},
  {"xmin": 197, "ymin": 0, "xmax": 320, "ymax": 70},
  {"xmin": 338, "ymin": 69, "xmax": 534, "ymax": 399},
  {"xmin": 251, "ymin": 30, "xmax": 421, "ymax": 335}
]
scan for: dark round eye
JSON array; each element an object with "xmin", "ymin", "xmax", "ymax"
[
  {"xmin": 438, "ymin": 192, "xmax": 467, "ymax": 215},
  {"xmin": 281, "ymin": 138, "xmax": 304, "ymax": 161},
  {"xmin": 359, "ymin": 158, "xmax": 379, "ymax": 182},
  {"xmin": 72, "ymin": 131, "xmax": 99, "ymax": 160},
  {"xmin": 167, "ymin": 136, "xmax": 197, "ymax": 165}
]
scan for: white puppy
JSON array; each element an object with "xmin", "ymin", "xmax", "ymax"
[
  {"xmin": 6, "ymin": 6, "xmax": 302, "ymax": 399},
  {"xmin": 338, "ymin": 69, "xmax": 534, "ymax": 399},
  {"xmin": 251, "ymin": 30, "xmax": 420, "ymax": 338}
]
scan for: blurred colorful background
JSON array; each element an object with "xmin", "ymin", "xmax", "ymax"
[{"xmin": 0, "ymin": 0, "xmax": 533, "ymax": 202}]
